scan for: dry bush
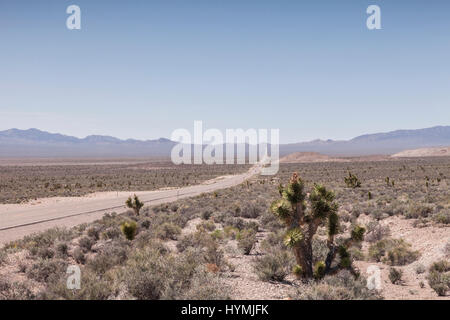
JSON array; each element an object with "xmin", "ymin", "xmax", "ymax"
[
  {"xmin": 254, "ymin": 247, "xmax": 295, "ymax": 282},
  {"xmin": 368, "ymin": 238, "xmax": 420, "ymax": 265},
  {"xmin": 292, "ymin": 270, "xmax": 382, "ymax": 300},
  {"xmin": 427, "ymin": 260, "xmax": 450, "ymax": 296}
]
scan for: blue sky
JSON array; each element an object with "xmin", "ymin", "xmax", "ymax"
[{"xmin": 0, "ymin": 0, "xmax": 449, "ymax": 143}]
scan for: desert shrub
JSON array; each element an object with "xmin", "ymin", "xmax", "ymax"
[
  {"xmin": 87, "ymin": 242, "xmax": 128, "ymax": 274},
  {"xmin": 292, "ymin": 270, "xmax": 381, "ymax": 300},
  {"xmin": 0, "ymin": 279, "xmax": 35, "ymax": 300},
  {"xmin": 155, "ymin": 222, "xmax": 182, "ymax": 240},
  {"xmin": 237, "ymin": 229, "xmax": 257, "ymax": 255},
  {"xmin": 120, "ymin": 221, "xmax": 137, "ymax": 241},
  {"xmin": 36, "ymin": 247, "xmax": 55, "ymax": 260},
  {"xmin": 445, "ymin": 242, "xmax": 450, "ymax": 258},
  {"xmin": 427, "ymin": 260, "xmax": 450, "ymax": 296},
  {"xmin": 260, "ymin": 231, "xmax": 285, "ymax": 251},
  {"xmin": 429, "ymin": 260, "xmax": 449, "ymax": 273},
  {"xmin": 123, "ymin": 247, "xmax": 169, "ymax": 300},
  {"xmin": 210, "ymin": 229, "xmax": 224, "ymax": 241},
  {"xmin": 254, "ymin": 248, "xmax": 294, "ymax": 282},
  {"xmin": 238, "ymin": 203, "xmax": 261, "ymax": 219},
  {"xmin": 0, "ymin": 250, "xmax": 6, "ymax": 265},
  {"xmin": 23, "ymin": 228, "xmax": 75, "ymax": 248},
  {"xmin": 123, "ymin": 246, "xmax": 213, "ymax": 300},
  {"xmin": 101, "ymin": 227, "xmax": 121, "ymax": 240},
  {"xmin": 405, "ymin": 203, "xmax": 434, "ymax": 219},
  {"xmin": 73, "ymin": 247, "xmax": 86, "ymax": 264},
  {"xmin": 368, "ymin": 238, "xmax": 419, "ymax": 265},
  {"xmin": 312, "ymin": 238, "xmax": 329, "ymax": 264},
  {"xmin": 176, "ymin": 231, "xmax": 215, "ymax": 253},
  {"xmin": 87, "ymin": 226, "xmax": 100, "ymax": 240},
  {"xmin": 415, "ymin": 264, "xmax": 426, "ymax": 274},
  {"xmin": 196, "ymin": 221, "xmax": 216, "ymax": 232},
  {"xmin": 433, "ymin": 210, "xmax": 450, "ymax": 225},
  {"xmin": 140, "ymin": 219, "xmax": 151, "ymax": 229},
  {"xmin": 365, "ymin": 222, "xmax": 390, "ymax": 243},
  {"xmin": 55, "ymin": 242, "xmax": 68, "ymax": 257},
  {"xmin": 348, "ymin": 247, "xmax": 365, "ymax": 261},
  {"xmin": 41, "ymin": 268, "xmax": 116, "ymax": 300},
  {"xmin": 223, "ymin": 226, "xmax": 239, "ymax": 239},
  {"xmin": 78, "ymin": 236, "xmax": 95, "ymax": 252},
  {"xmin": 260, "ymin": 211, "xmax": 284, "ymax": 232},
  {"xmin": 389, "ymin": 267, "xmax": 403, "ymax": 284},
  {"xmin": 201, "ymin": 210, "xmax": 213, "ymax": 220},
  {"xmin": 26, "ymin": 259, "xmax": 67, "ymax": 283},
  {"xmin": 179, "ymin": 267, "xmax": 231, "ymax": 300},
  {"xmin": 222, "ymin": 217, "xmax": 247, "ymax": 231}
]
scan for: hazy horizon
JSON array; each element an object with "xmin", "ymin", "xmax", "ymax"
[
  {"xmin": 1, "ymin": 124, "xmax": 449, "ymax": 144},
  {"xmin": 1, "ymin": 1, "xmax": 450, "ymax": 143}
]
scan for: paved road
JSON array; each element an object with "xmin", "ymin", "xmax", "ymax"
[{"xmin": 0, "ymin": 165, "xmax": 261, "ymax": 244}]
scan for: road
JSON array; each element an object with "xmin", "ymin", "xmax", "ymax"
[{"xmin": 0, "ymin": 164, "xmax": 261, "ymax": 244}]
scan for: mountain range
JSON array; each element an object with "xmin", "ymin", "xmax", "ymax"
[{"xmin": 0, "ymin": 126, "xmax": 449, "ymax": 158}]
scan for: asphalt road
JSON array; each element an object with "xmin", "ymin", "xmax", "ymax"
[{"xmin": 0, "ymin": 164, "xmax": 261, "ymax": 244}]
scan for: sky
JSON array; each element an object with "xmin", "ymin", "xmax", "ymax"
[{"xmin": 0, "ymin": 0, "xmax": 449, "ymax": 143}]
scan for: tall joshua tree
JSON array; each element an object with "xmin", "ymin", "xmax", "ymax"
[{"xmin": 270, "ymin": 173, "xmax": 365, "ymax": 279}]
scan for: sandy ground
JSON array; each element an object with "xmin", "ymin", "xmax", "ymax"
[
  {"xmin": 392, "ymin": 146, "xmax": 450, "ymax": 158},
  {"xmin": 356, "ymin": 214, "xmax": 450, "ymax": 300},
  {"xmin": 280, "ymin": 152, "xmax": 391, "ymax": 163}
]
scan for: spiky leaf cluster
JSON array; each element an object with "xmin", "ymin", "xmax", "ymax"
[
  {"xmin": 270, "ymin": 199, "xmax": 291, "ymax": 221},
  {"xmin": 284, "ymin": 228, "xmax": 303, "ymax": 248},
  {"xmin": 310, "ymin": 184, "xmax": 338, "ymax": 220},
  {"xmin": 282, "ymin": 172, "xmax": 306, "ymax": 204}
]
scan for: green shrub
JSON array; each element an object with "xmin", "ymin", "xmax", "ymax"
[
  {"xmin": 389, "ymin": 267, "xmax": 403, "ymax": 284},
  {"xmin": 120, "ymin": 221, "xmax": 137, "ymax": 241},
  {"xmin": 427, "ymin": 261, "xmax": 449, "ymax": 297},
  {"xmin": 237, "ymin": 229, "xmax": 257, "ymax": 255},
  {"xmin": 314, "ymin": 261, "xmax": 326, "ymax": 279}
]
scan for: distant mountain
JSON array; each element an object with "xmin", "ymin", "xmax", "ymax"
[
  {"xmin": 0, "ymin": 126, "xmax": 449, "ymax": 158},
  {"xmin": 0, "ymin": 128, "xmax": 176, "ymax": 157},
  {"xmin": 280, "ymin": 126, "xmax": 450, "ymax": 156}
]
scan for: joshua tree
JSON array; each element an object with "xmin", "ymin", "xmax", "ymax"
[
  {"xmin": 126, "ymin": 194, "xmax": 144, "ymax": 216},
  {"xmin": 344, "ymin": 172, "xmax": 361, "ymax": 188},
  {"xmin": 270, "ymin": 173, "xmax": 365, "ymax": 279}
]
